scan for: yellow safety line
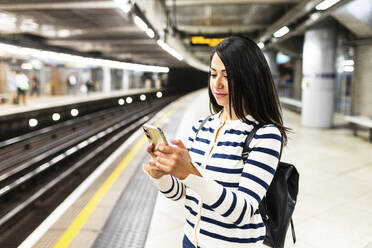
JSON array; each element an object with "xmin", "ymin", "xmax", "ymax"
[
  {"xmin": 53, "ymin": 136, "xmax": 147, "ymax": 248},
  {"xmin": 53, "ymin": 98, "xmax": 186, "ymax": 248}
]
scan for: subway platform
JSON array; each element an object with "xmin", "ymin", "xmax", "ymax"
[
  {"xmin": 0, "ymin": 88, "xmax": 156, "ymax": 117},
  {"xmin": 16, "ymin": 88, "xmax": 372, "ymax": 248}
]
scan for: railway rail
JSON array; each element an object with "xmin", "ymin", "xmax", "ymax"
[{"xmin": 0, "ymin": 95, "xmax": 178, "ymax": 247}]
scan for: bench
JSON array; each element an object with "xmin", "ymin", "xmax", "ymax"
[
  {"xmin": 344, "ymin": 115, "xmax": 372, "ymax": 142},
  {"xmin": 279, "ymin": 97, "xmax": 302, "ymax": 113}
]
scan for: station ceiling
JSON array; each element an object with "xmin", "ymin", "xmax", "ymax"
[{"xmin": 0, "ymin": 0, "xmax": 368, "ymax": 71}]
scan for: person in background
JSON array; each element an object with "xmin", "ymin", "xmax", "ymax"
[
  {"xmin": 144, "ymin": 36, "xmax": 289, "ymax": 248},
  {"xmin": 15, "ymin": 70, "xmax": 29, "ymax": 104},
  {"xmin": 86, "ymin": 79, "xmax": 95, "ymax": 93},
  {"xmin": 7, "ymin": 71, "xmax": 17, "ymax": 104},
  {"xmin": 67, "ymin": 73, "xmax": 78, "ymax": 95},
  {"xmin": 30, "ymin": 74, "xmax": 40, "ymax": 97}
]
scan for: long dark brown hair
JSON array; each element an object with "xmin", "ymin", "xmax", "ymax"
[{"xmin": 208, "ymin": 36, "xmax": 289, "ymax": 146}]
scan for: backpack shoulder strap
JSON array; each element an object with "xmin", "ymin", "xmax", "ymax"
[
  {"xmin": 242, "ymin": 124, "xmax": 264, "ymax": 161},
  {"xmin": 195, "ymin": 115, "xmax": 212, "ymax": 137}
]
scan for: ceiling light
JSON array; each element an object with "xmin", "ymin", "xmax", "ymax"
[
  {"xmin": 146, "ymin": 28, "xmax": 155, "ymax": 38},
  {"xmin": 20, "ymin": 19, "xmax": 39, "ymax": 32},
  {"xmin": 0, "ymin": 13, "xmax": 17, "ymax": 30},
  {"xmin": 113, "ymin": 0, "xmax": 131, "ymax": 13},
  {"xmin": 134, "ymin": 16, "xmax": 147, "ymax": 32},
  {"xmin": 0, "ymin": 13, "xmax": 17, "ymax": 23},
  {"xmin": 315, "ymin": 0, "xmax": 341, "ymax": 10},
  {"xmin": 118, "ymin": 98, "xmax": 125, "ymax": 105},
  {"xmin": 156, "ymin": 91, "xmax": 163, "ymax": 98},
  {"xmin": 343, "ymin": 60, "xmax": 354, "ymax": 66},
  {"xmin": 21, "ymin": 63, "xmax": 33, "ymax": 70},
  {"xmin": 41, "ymin": 25, "xmax": 56, "ymax": 37},
  {"xmin": 273, "ymin": 26, "xmax": 289, "ymax": 38},
  {"xmin": 257, "ymin": 42, "xmax": 265, "ymax": 49},
  {"xmin": 157, "ymin": 40, "xmax": 183, "ymax": 61},
  {"xmin": 0, "ymin": 43, "xmax": 21, "ymax": 55},
  {"xmin": 22, "ymin": 47, "xmax": 42, "ymax": 57},
  {"xmin": 140, "ymin": 94, "xmax": 146, "ymax": 101},
  {"xmin": 30, "ymin": 59, "xmax": 42, "ymax": 70},
  {"xmin": 343, "ymin": 65, "xmax": 354, "ymax": 72},
  {"xmin": 57, "ymin": 29, "xmax": 71, "ymax": 37},
  {"xmin": 0, "ymin": 42, "xmax": 169, "ymax": 73},
  {"xmin": 310, "ymin": 12, "xmax": 321, "ymax": 21}
]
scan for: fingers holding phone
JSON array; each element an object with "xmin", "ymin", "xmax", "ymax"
[
  {"xmin": 143, "ymin": 124, "xmax": 170, "ymax": 179},
  {"xmin": 146, "ymin": 143, "xmax": 156, "ymax": 158}
]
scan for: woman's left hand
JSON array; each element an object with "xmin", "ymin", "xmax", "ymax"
[{"xmin": 154, "ymin": 139, "xmax": 201, "ymax": 180}]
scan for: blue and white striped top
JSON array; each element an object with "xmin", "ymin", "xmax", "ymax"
[{"xmin": 150, "ymin": 112, "xmax": 282, "ymax": 248}]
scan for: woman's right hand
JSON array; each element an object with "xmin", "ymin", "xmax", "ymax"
[
  {"xmin": 144, "ymin": 143, "xmax": 167, "ymax": 179},
  {"xmin": 146, "ymin": 143, "xmax": 156, "ymax": 158}
]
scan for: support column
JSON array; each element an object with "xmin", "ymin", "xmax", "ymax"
[
  {"xmin": 301, "ymin": 24, "xmax": 336, "ymax": 128},
  {"xmin": 102, "ymin": 67, "xmax": 111, "ymax": 93},
  {"xmin": 264, "ymin": 50, "xmax": 279, "ymax": 88},
  {"xmin": 0, "ymin": 62, "xmax": 8, "ymax": 93},
  {"xmin": 50, "ymin": 66, "xmax": 61, "ymax": 95},
  {"xmin": 352, "ymin": 43, "xmax": 372, "ymax": 117},
  {"xmin": 293, "ymin": 58, "xmax": 302, "ymax": 101},
  {"xmin": 121, "ymin": 69, "xmax": 129, "ymax": 91}
]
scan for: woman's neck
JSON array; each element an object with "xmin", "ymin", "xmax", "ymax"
[{"xmin": 220, "ymin": 108, "xmax": 239, "ymax": 121}]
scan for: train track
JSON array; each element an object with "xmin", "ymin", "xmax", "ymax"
[{"xmin": 0, "ymin": 95, "xmax": 178, "ymax": 247}]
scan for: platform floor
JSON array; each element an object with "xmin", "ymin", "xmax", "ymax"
[{"xmin": 19, "ymin": 88, "xmax": 372, "ymax": 248}]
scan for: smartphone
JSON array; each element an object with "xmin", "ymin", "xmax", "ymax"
[{"xmin": 142, "ymin": 124, "xmax": 168, "ymax": 150}]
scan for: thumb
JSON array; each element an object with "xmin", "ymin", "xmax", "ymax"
[
  {"xmin": 143, "ymin": 163, "xmax": 150, "ymax": 174},
  {"xmin": 171, "ymin": 139, "xmax": 186, "ymax": 149}
]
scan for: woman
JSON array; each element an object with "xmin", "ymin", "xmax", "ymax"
[{"xmin": 144, "ymin": 36, "xmax": 288, "ymax": 248}]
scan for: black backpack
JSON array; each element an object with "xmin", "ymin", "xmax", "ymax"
[
  {"xmin": 196, "ymin": 117, "xmax": 299, "ymax": 248},
  {"xmin": 243, "ymin": 124, "xmax": 299, "ymax": 248}
]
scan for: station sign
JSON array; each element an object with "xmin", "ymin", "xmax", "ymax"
[{"xmin": 190, "ymin": 36, "xmax": 225, "ymax": 47}]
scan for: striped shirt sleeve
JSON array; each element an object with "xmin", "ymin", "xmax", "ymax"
[
  {"xmin": 149, "ymin": 174, "xmax": 186, "ymax": 201},
  {"xmin": 181, "ymin": 125, "xmax": 282, "ymax": 227}
]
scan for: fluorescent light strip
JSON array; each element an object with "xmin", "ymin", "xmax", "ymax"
[
  {"xmin": 113, "ymin": 0, "xmax": 131, "ymax": 13},
  {"xmin": 315, "ymin": 0, "xmax": 341, "ymax": 10},
  {"xmin": 273, "ymin": 26, "xmax": 290, "ymax": 38},
  {"xmin": 0, "ymin": 42, "xmax": 169, "ymax": 73},
  {"xmin": 146, "ymin": 28, "xmax": 155, "ymax": 38},
  {"xmin": 343, "ymin": 60, "xmax": 354, "ymax": 66},
  {"xmin": 134, "ymin": 16, "xmax": 148, "ymax": 32},
  {"xmin": 343, "ymin": 65, "xmax": 354, "ymax": 72},
  {"xmin": 157, "ymin": 40, "xmax": 183, "ymax": 61},
  {"xmin": 134, "ymin": 15, "xmax": 155, "ymax": 39}
]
